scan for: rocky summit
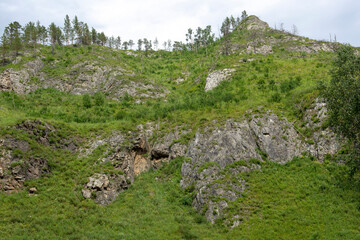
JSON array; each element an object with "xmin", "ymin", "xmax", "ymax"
[{"xmin": 0, "ymin": 14, "xmax": 359, "ymax": 240}]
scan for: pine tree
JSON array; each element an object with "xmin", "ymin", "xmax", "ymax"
[
  {"xmin": 6, "ymin": 22, "xmax": 22, "ymax": 57},
  {"xmin": 137, "ymin": 39, "xmax": 143, "ymax": 51},
  {"xmin": 49, "ymin": 22, "xmax": 62, "ymax": 54},
  {"xmin": 220, "ymin": 17, "xmax": 231, "ymax": 55},
  {"xmin": 72, "ymin": 16, "xmax": 81, "ymax": 44},
  {"xmin": 241, "ymin": 10, "xmax": 248, "ymax": 22},
  {"xmin": 128, "ymin": 39, "xmax": 134, "ymax": 50},
  {"xmin": 1, "ymin": 30, "xmax": 9, "ymax": 65},
  {"xmin": 91, "ymin": 28, "xmax": 97, "ymax": 45},
  {"xmin": 115, "ymin": 36, "xmax": 121, "ymax": 49},
  {"xmin": 37, "ymin": 24, "xmax": 47, "ymax": 45},
  {"xmin": 122, "ymin": 41, "xmax": 129, "ymax": 50},
  {"xmin": 154, "ymin": 37, "xmax": 159, "ymax": 50},
  {"xmin": 64, "ymin": 14, "xmax": 72, "ymax": 45},
  {"xmin": 82, "ymin": 23, "xmax": 90, "ymax": 45}
]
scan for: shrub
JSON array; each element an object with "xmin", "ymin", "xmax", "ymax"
[
  {"xmin": 94, "ymin": 92, "xmax": 105, "ymax": 106},
  {"xmin": 82, "ymin": 94, "xmax": 92, "ymax": 109}
]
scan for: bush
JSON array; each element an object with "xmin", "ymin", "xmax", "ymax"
[
  {"xmin": 93, "ymin": 92, "xmax": 105, "ymax": 106},
  {"xmin": 82, "ymin": 94, "xmax": 92, "ymax": 109}
]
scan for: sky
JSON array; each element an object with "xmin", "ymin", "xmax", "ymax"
[{"xmin": 0, "ymin": 0, "xmax": 359, "ymax": 47}]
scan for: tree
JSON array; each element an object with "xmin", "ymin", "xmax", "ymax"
[
  {"xmin": 241, "ymin": 10, "xmax": 248, "ymax": 22},
  {"xmin": 72, "ymin": 16, "xmax": 82, "ymax": 44},
  {"xmin": 137, "ymin": 39, "xmax": 143, "ymax": 51},
  {"xmin": 128, "ymin": 39, "xmax": 134, "ymax": 50},
  {"xmin": 6, "ymin": 22, "xmax": 22, "ymax": 57},
  {"xmin": 64, "ymin": 14, "xmax": 72, "ymax": 45},
  {"xmin": 82, "ymin": 23, "xmax": 90, "ymax": 45},
  {"xmin": 23, "ymin": 21, "xmax": 38, "ymax": 52},
  {"xmin": 167, "ymin": 39, "xmax": 172, "ymax": 51},
  {"xmin": 108, "ymin": 35, "xmax": 115, "ymax": 48},
  {"xmin": 49, "ymin": 22, "xmax": 62, "ymax": 54},
  {"xmin": 115, "ymin": 36, "xmax": 121, "ymax": 49},
  {"xmin": 322, "ymin": 44, "xmax": 360, "ymax": 175},
  {"xmin": 98, "ymin": 32, "xmax": 107, "ymax": 46},
  {"xmin": 143, "ymin": 38, "xmax": 152, "ymax": 56},
  {"xmin": 291, "ymin": 24, "xmax": 298, "ymax": 35},
  {"xmin": 186, "ymin": 28, "xmax": 193, "ymax": 50},
  {"xmin": 153, "ymin": 37, "xmax": 159, "ymax": 50},
  {"xmin": 220, "ymin": 17, "xmax": 231, "ymax": 55},
  {"xmin": 91, "ymin": 28, "xmax": 97, "ymax": 45},
  {"xmin": 37, "ymin": 23, "xmax": 47, "ymax": 45},
  {"xmin": 1, "ymin": 30, "xmax": 9, "ymax": 65},
  {"xmin": 163, "ymin": 41, "xmax": 167, "ymax": 50},
  {"xmin": 122, "ymin": 41, "xmax": 129, "ymax": 50}
]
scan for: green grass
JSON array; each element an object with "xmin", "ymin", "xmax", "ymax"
[
  {"xmin": 0, "ymin": 26, "xmax": 358, "ymax": 239},
  {"xmin": 0, "ymin": 155, "xmax": 359, "ymax": 239}
]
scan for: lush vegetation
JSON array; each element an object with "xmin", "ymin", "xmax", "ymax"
[
  {"xmin": 0, "ymin": 15, "xmax": 360, "ymax": 239},
  {"xmin": 0, "ymin": 154, "xmax": 359, "ymax": 239}
]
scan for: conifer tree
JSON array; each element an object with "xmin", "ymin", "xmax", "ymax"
[
  {"xmin": 6, "ymin": 22, "xmax": 22, "ymax": 57},
  {"xmin": 153, "ymin": 37, "xmax": 159, "ymax": 51},
  {"xmin": 220, "ymin": 17, "xmax": 231, "ymax": 55},
  {"xmin": 128, "ymin": 39, "xmax": 134, "ymax": 50},
  {"xmin": 91, "ymin": 28, "xmax": 97, "ymax": 45},
  {"xmin": 64, "ymin": 14, "xmax": 72, "ymax": 45},
  {"xmin": 137, "ymin": 39, "xmax": 143, "ymax": 51},
  {"xmin": 115, "ymin": 36, "xmax": 121, "ymax": 49},
  {"xmin": 1, "ymin": 30, "xmax": 9, "ymax": 65}
]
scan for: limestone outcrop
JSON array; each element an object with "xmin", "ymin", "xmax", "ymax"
[
  {"xmin": 204, "ymin": 68, "xmax": 236, "ymax": 91},
  {"xmin": 180, "ymin": 109, "xmax": 340, "ymax": 224}
]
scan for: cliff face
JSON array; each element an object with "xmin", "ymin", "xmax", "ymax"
[{"xmin": 180, "ymin": 105, "xmax": 339, "ymax": 224}]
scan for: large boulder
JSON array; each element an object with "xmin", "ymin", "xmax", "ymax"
[{"xmin": 204, "ymin": 68, "xmax": 235, "ymax": 91}]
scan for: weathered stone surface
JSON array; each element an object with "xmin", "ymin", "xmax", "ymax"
[
  {"xmin": 249, "ymin": 113, "xmax": 306, "ymax": 164},
  {"xmin": 204, "ymin": 68, "xmax": 236, "ymax": 91},
  {"xmin": 243, "ymin": 16, "xmax": 269, "ymax": 31},
  {"xmin": 181, "ymin": 111, "xmax": 340, "ymax": 224},
  {"xmin": 29, "ymin": 187, "xmax": 37, "ymax": 194},
  {"xmin": 0, "ymin": 136, "xmax": 49, "ymax": 192},
  {"xmin": 82, "ymin": 173, "xmax": 128, "ymax": 205},
  {"xmin": 303, "ymin": 99, "xmax": 340, "ymax": 160},
  {"xmin": 15, "ymin": 120, "xmax": 78, "ymax": 152},
  {"xmin": 286, "ymin": 43, "xmax": 335, "ymax": 53},
  {"xmin": 246, "ymin": 45, "xmax": 273, "ymax": 54}
]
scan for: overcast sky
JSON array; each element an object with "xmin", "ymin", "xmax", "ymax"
[{"xmin": 0, "ymin": 0, "xmax": 359, "ymax": 47}]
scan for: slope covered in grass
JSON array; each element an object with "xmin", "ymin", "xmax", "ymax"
[{"xmin": 0, "ymin": 156, "xmax": 359, "ymax": 239}]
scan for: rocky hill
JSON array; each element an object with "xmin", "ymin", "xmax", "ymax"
[{"xmin": 0, "ymin": 16, "xmax": 359, "ymax": 239}]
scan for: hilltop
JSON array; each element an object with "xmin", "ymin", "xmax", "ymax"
[{"xmin": 0, "ymin": 15, "xmax": 359, "ymax": 239}]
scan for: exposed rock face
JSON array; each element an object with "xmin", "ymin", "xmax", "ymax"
[
  {"xmin": 15, "ymin": 120, "xmax": 77, "ymax": 152},
  {"xmin": 246, "ymin": 45, "xmax": 273, "ymax": 54},
  {"xmin": 205, "ymin": 68, "xmax": 236, "ymax": 91},
  {"xmin": 286, "ymin": 42, "xmax": 335, "ymax": 53},
  {"xmin": 0, "ymin": 59, "xmax": 169, "ymax": 100},
  {"xmin": 243, "ymin": 16, "xmax": 269, "ymax": 31},
  {"xmin": 304, "ymin": 99, "xmax": 340, "ymax": 160},
  {"xmin": 0, "ymin": 137, "xmax": 49, "ymax": 192},
  {"xmin": 82, "ymin": 173, "xmax": 128, "ymax": 205},
  {"xmin": 79, "ymin": 124, "xmax": 188, "ymax": 204},
  {"xmin": 180, "ymin": 111, "xmax": 339, "ymax": 224},
  {"xmin": 0, "ymin": 120, "xmax": 78, "ymax": 192},
  {"xmin": 0, "ymin": 59, "xmax": 44, "ymax": 94}
]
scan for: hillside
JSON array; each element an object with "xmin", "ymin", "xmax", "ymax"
[{"xmin": 0, "ymin": 16, "xmax": 359, "ymax": 239}]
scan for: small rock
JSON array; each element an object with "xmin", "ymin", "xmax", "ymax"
[
  {"xmin": 29, "ymin": 187, "xmax": 37, "ymax": 194},
  {"xmin": 82, "ymin": 189, "xmax": 92, "ymax": 199}
]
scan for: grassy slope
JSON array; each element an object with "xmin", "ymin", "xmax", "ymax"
[
  {"xmin": 0, "ymin": 157, "xmax": 359, "ymax": 239},
  {"xmin": 0, "ymin": 28, "xmax": 359, "ymax": 239}
]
